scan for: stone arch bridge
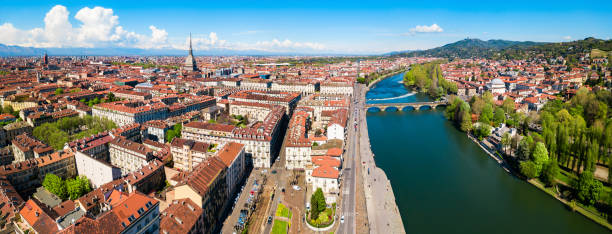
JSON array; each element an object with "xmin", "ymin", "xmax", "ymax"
[{"xmin": 365, "ymin": 101, "xmax": 448, "ymax": 112}]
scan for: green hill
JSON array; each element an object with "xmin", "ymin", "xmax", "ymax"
[{"xmin": 393, "ymin": 37, "xmax": 612, "ymax": 60}]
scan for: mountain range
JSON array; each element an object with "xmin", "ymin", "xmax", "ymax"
[
  {"xmin": 391, "ymin": 37, "xmax": 612, "ymax": 60},
  {"xmin": 0, "ymin": 44, "xmax": 353, "ymax": 57}
]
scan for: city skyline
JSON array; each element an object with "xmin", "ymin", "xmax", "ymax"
[{"xmin": 1, "ymin": 0, "xmax": 611, "ymax": 54}]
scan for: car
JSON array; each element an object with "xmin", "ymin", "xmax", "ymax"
[
  {"xmin": 340, "ymin": 216, "xmax": 345, "ymax": 224},
  {"xmin": 292, "ymin": 185, "xmax": 301, "ymax": 191},
  {"xmin": 267, "ymin": 216, "xmax": 273, "ymax": 224}
]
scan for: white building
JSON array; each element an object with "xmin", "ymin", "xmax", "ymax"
[
  {"xmin": 74, "ymin": 151, "xmax": 122, "ymax": 188},
  {"xmin": 109, "ymin": 137, "xmax": 153, "ymax": 175},
  {"xmin": 487, "ymin": 78, "xmax": 506, "ymax": 94},
  {"xmin": 310, "ymin": 165, "xmax": 339, "ymax": 203}
]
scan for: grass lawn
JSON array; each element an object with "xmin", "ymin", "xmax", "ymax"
[
  {"xmin": 275, "ymin": 203, "xmax": 292, "ymax": 219},
  {"xmin": 591, "ymin": 48, "xmax": 610, "ymax": 58},
  {"xmin": 271, "ymin": 219, "xmax": 290, "ymax": 234}
]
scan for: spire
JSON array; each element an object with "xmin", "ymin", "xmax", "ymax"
[{"xmin": 188, "ymin": 33, "xmax": 193, "ymax": 56}]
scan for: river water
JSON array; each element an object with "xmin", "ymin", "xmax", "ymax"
[{"xmin": 365, "ymin": 72, "xmax": 609, "ymax": 234}]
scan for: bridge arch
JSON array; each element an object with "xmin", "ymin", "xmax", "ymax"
[
  {"xmin": 384, "ymin": 106, "xmax": 399, "ymax": 112},
  {"xmin": 418, "ymin": 105, "xmax": 433, "ymax": 111},
  {"xmin": 401, "ymin": 106, "xmax": 416, "ymax": 111},
  {"xmin": 367, "ymin": 107, "xmax": 381, "ymax": 112}
]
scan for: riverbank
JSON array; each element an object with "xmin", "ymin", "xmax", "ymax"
[
  {"xmin": 366, "ymin": 69, "xmax": 406, "ymax": 89},
  {"xmin": 359, "ymin": 84, "xmax": 405, "ymax": 234},
  {"xmin": 468, "ymin": 133, "xmax": 612, "ymax": 231}
]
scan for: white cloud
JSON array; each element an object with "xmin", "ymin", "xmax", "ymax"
[
  {"xmin": 0, "ymin": 5, "xmax": 326, "ymax": 52},
  {"xmin": 0, "ymin": 5, "xmax": 170, "ymax": 49},
  {"xmin": 563, "ymin": 36, "xmax": 572, "ymax": 40},
  {"xmin": 408, "ymin": 24, "xmax": 444, "ymax": 34}
]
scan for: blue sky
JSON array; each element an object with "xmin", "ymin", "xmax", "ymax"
[{"xmin": 0, "ymin": 0, "xmax": 611, "ymax": 54}]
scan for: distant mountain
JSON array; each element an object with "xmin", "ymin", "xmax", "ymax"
[
  {"xmin": 0, "ymin": 44, "xmax": 45, "ymax": 56},
  {"xmin": 391, "ymin": 38, "xmax": 544, "ymax": 59},
  {"xmin": 0, "ymin": 43, "xmax": 356, "ymax": 57}
]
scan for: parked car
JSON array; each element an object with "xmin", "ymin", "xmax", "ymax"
[
  {"xmin": 267, "ymin": 216, "xmax": 273, "ymax": 224},
  {"xmin": 341, "ymin": 216, "xmax": 345, "ymax": 224}
]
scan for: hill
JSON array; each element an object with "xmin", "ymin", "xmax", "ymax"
[
  {"xmin": 393, "ymin": 37, "xmax": 612, "ymax": 60},
  {"xmin": 391, "ymin": 39, "xmax": 543, "ymax": 59}
]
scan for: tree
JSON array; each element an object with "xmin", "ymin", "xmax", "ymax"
[
  {"xmin": 520, "ymin": 161, "xmax": 539, "ymax": 179},
  {"xmin": 517, "ymin": 136, "xmax": 533, "ymax": 161},
  {"xmin": 502, "ymin": 98, "xmax": 515, "ymax": 113},
  {"xmin": 475, "ymin": 123, "xmax": 491, "ymax": 141},
  {"xmin": 576, "ymin": 171, "xmax": 603, "ymax": 206},
  {"xmin": 531, "ymin": 142, "xmax": 549, "ymax": 176},
  {"xmin": 459, "ymin": 102, "xmax": 472, "ymax": 132},
  {"xmin": 501, "ymin": 132, "xmax": 511, "ymax": 155},
  {"xmin": 479, "ymin": 103, "xmax": 494, "ymax": 124},
  {"xmin": 66, "ymin": 176, "xmax": 92, "ymax": 200},
  {"xmin": 42, "ymin": 174, "xmax": 67, "ymax": 199},
  {"xmin": 470, "ymin": 97, "xmax": 485, "ymax": 115},
  {"xmin": 310, "ymin": 188, "xmax": 326, "ymax": 220},
  {"xmin": 541, "ymin": 158, "xmax": 560, "ymax": 187},
  {"xmin": 55, "ymin": 88, "xmax": 64, "ymax": 95},
  {"xmin": 492, "ymin": 107, "xmax": 505, "ymax": 126}
]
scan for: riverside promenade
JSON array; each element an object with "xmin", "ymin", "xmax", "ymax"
[{"xmin": 359, "ymin": 84, "xmax": 405, "ymax": 234}]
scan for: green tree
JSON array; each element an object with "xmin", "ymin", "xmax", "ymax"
[
  {"xmin": 517, "ymin": 136, "xmax": 533, "ymax": 161},
  {"xmin": 475, "ymin": 123, "xmax": 491, "ymax": 141},
  {"xmin": 310, "ymin": 188, "xmax": 326, "ymax": 220},
  {"xmin": 42, "ymin": 174, "xmax": 67, "ymax": 199},
  {"xmin": 541, "ymin": 158, "xmax": 560, "ymax": 187},
  {"xmin": 66, "ymin": 176, "xmax": 92, "ymax": 200},
  {"xmin": 459, "ymin": 102, "xmax": 472, "ymax": 132},
  {"xmin": 531, "ymin": 142, "xmax": 549, "ymax": 176},
  {"xmin": 479, "ymin": 103, "xmax": 494, "ymax": 124},
  {"xmin": 520, "ymin": 161, "xmax": 539, "ymax": 179},
  {"xmin": 55, "ymin": 88, "xmax": 64, "ymax": 95},
  {"xmin": 492, "ymin": 107, "xmax": 505, "ymax": 126},
  {"xmin": 576, "ymin": 171, "xmax": 603, "ymax": 206},
  {"xmin": 502, "ymin": 98, "xmax": 515, "ymax": 113}
]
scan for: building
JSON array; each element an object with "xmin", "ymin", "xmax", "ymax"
[
  {"xmin": 59, "ymin": 191, "xmax": 160, "ymax": 234},
  {"xmin": 182, "ymin": 105, "xmax": 284, "ymax": 168},
  {"xmin": 3, "ymin": 121, "xmax": 33, "ymax": 146},
  {"xmin": 160, "ymin": 198, "xmax": 203, "ymax": 234},
  {"xmin": 143, "ymin": 120, "xmax": 170, "ymax": 143},
  {"xmin": 228, "ymin": 90, "xmax": 300, "ymax": 115},
  {"xmin": 93, "ymin": 101, "xmax": 168, "ymax": 127},
  {"xmin": 12, "ymin": 133, "xmax": 54, "ymax": 162},
  {"xmin": 310, "ymin": 165, "xmax": 340, "ymax": 204},
  {"xmin": 109, "ymin": 137, "xmax": 154, "ymax": 175},
  {"xmin": 324, "ymin": 109, "xmax": 348, "ymax": 141},
  {"xmin": 170, "ymin": 138, "xmax": 218, "ymax": 172},
  {"xmin": 74, "ymin": 151, "xmax": 122, "ymax": 188},
  {"xmin": 285, "ymin": 110, "xmax": 312, "ymax": 170},
  {"xmin": 0, "ymin": 151, "xmax": 76, "ymax": 194},
  {"xmin": 216, "ymin": 142, "xmax": 246, "ymax": 198},
  {"xmin": 65, "ymin": 132, "xmax": 113, "ymax": 162},
  {"xmin": 487, "ymin": 78, "xmax": 506, "ymax": 94},
  {"xmin": 169, "ymin": 156, "xmax": 227, "ymax": 234},
  {"xmin": 319, "ymin": 82, "xmax": 353, "ymax": 96},
  {"xmin": 183, "ymin": 34, "xmax": 199, "ymax": 72}
]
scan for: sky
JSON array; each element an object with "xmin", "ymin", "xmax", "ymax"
[{"xmin": 0, "ymin": 0, "xmax": 611, "ymax": 54}]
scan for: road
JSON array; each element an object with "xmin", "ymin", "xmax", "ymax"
[{"xmin": 337, "ymin": 83, "xmax": 364, "ymax": 234}]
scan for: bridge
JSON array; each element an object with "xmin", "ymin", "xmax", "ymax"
[{"xmin": 365, "ymin": 101, "xmax": 448, "ymax": 111}]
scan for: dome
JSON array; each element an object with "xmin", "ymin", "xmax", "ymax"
[{"xmin": 491, "ymin": 78, "xmax": 504, "ymax": 85}]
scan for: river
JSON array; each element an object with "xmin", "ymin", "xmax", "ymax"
[{"xmin": 365, "ymin": 72, "xmax": 609, "ymax": 234}]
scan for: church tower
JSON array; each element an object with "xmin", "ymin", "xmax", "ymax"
[{"xmin": 183, "ymin": 33, "xmax": 199, "ymax": 72}]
